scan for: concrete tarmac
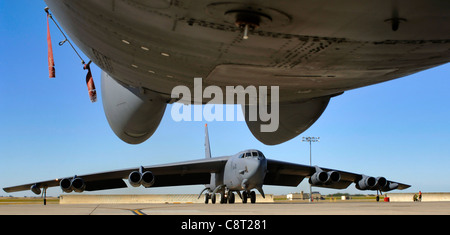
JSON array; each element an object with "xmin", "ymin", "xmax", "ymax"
[{"xmin": 1, "ymin": 201, "xmax": 450, "ymax": 215}]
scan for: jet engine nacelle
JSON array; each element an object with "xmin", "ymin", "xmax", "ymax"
[
  {"xmin": 381, "ymin": 182, "xmax": 399, "ymax": 192},
  {"xmin": 355, "ymin": 175, "xmax": 377, "ymax": 190},
  {"xmin": 59, "ymin": 177, "xmax": 86, "ymax": 193},
  {"xmin": 71, "ymin": 177, "xmax": 86, "ymax": 193},
  {"xmin": 30, "ymin": 184, "xmax": 41, "ymax": 195},
  {"xmin": 128, "ymin": 171, "xmax": 155, "ymax": 188},
  {"xmin": 60, "ymin": 178, "xmax": 73, "ymax": 193},
  {"xmin": 101, "ymin": 71, "xmax": 167, "ymax": 145},
  {"xmin": 374, "ymin": 177, "xmax": 388, "ymax": 190},
  {"xmin": 141, "ymin": 171, "xmax": 155, "ymax": 188},
  {"xmin": 309, "ymin": 167, "xmax": 341, "ymax": 186},
  {"xmin": 128, "ymin": 171, "xmax": 143, "ymax": 187},
  {"xmin": 310, "ymin": 171, "xmax": 329, "ymax": 185}
]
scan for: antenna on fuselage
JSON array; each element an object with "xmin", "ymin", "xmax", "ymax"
[{"xmin": 205, "ymin": 124, "xmax": 212, "ymax": 159}]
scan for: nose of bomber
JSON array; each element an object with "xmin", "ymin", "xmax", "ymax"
[{"xmin": 244, "ymin": 158, "xmax": 267, "ymax": 187}]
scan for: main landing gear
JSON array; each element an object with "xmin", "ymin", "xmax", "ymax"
[
  {"xmin": 204, "ymin": 190, "xmax": 257, "ymax": 204},
  {"xmin": 242, "ymin": 191, "xmax": 257, "ymax": 204},
  {"xmin": 204, "ymin": 192, "xmax": 234, "ymax": 204}
]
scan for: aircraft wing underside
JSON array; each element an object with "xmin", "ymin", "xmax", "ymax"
[{"xmin": 43, "ymin": 0, "xmax": 450, "ymax": 145}]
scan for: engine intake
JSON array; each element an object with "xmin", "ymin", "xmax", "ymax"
[
  {"xmin": 141, "ymin": 171, "xmax": 155, "ymax": 188},
  {"xmin": 60, "ymin": 178, "xmax": 73, "ymax": 193},
  {"xmin": 59, "ymin": 177, "xmax": 86, "ymax": 193},
  {"xmin": 128, "ymin": 170, "xmax": 155, "ymax": 188},
  {"xmin": 356, "ymin": 175, "xmax": 377, "ymax": 190},
  {"xmin": 71, "ymin": 177, "xmax": 86, "ymax": 193},
  {"xmin": 309, "ymin": 167, "xmax": 341, "ymax": 186},
  {"xmin": 374, "ymin": 177, "xmax": 388, "ymax": 190},
  {"xmin": 328, "ymin": 171, "xmax": 341, "ymax": 183},
  {"xmin": 30, "ymin": 184, "xmax": 41, "ymax": 195}
]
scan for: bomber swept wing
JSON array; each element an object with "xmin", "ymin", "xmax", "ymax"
[
  {"xmin": 264, "ymin": 159, "xmax": 410, "ymax": 191},
  {"xmin": 3, "ymin": 157, "xmax": 409, "ymax": 195},
  {"xmin": 3, "ymin": 157, "xmax": 230, "ymax": 194}
]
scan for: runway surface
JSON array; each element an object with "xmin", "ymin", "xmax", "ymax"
[{"xmin": 1, "ymin": 201, "xmax": 449, "ymax": 215}]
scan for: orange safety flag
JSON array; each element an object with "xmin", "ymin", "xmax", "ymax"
[
  {"xmin": 84, "ymin": 62, "xmax": 97, "ymax": 103},
  {"xmin": 46, "ymin": 12, "xmax": 55, "ymax": 78}
]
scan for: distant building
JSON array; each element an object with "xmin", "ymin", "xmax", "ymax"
[{"xmin": 287, "ymin": 191, "xmax": 322, "ymax": 200}]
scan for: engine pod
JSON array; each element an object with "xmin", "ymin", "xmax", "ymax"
[
  {"xmin": 242, "ymin": 96, "xmax": 331, "ymax": 145},
  {"xmin": 141, "ymin": 171, "xmax": 155, "ymax": 188},
  {"xmin": 30, "ymin": 184, "xmax": 41, "ymax": 195},
  {"xmin": 71, "ymin": 177, "xmax": 86, "ymax": 193},
  {"xmin": 356, "ymin": 175, "xmax": 377, "ymax": 190},
  {"xmin": 101, "ymin": 71, "xmax": 167, "ymax": 144},
  {"xmin": 128, "ymin": 171, "xmax": 142, "ymax": 187},
  {"xmin": 60, "ymin": 178, "xmax": 73, "ymax": 193}
]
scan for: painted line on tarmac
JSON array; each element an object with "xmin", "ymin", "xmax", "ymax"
[{"xmin": 131, "ymin": 209, "xmax": 146, "ymax": 215}]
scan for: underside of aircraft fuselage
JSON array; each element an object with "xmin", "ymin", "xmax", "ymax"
[{"xmin": 43, "ymin": 0, "xmax": 450, "ymax": 145}]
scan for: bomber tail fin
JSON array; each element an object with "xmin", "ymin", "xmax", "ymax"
[{"xmin": 205, "ymin": 124, "xmax": 212, "ymax": 159}]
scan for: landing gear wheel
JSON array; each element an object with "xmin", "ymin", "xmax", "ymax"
[
  {"xmin": 242, "ymin": 191, "xmax": 248, "ymax": 203},
  {"xmin": 204, "ymin": 193, "xmax": 210, "ymax": 204},
  {"xmin": 250, "ymin": 191, "xmax": 256, "ymax": 204},
  {"xmin": 228, "ymin": 192, "xmax": 235, "ymax": 204},
  {"xmin": 211, "ymin": 194, "xmax": 216, "ymax": 204},
  {"xmin": 220, "ymin": 194, "xmax": 227, "ymax": 204}
]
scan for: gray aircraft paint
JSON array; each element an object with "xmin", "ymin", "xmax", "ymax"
[
  {"xmin": 4, "ymin": 125, "xmax": 409, "ymax": 204},
  {"xmin": 41, "ymin": 0, "xmax": 450, "ymax": 145}
]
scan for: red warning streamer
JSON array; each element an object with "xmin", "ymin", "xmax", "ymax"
[
  {"xmin": 46, "ymin": 11, "xmax": 55, "ymax": 78},
  {"xmin": 84, "ymin": 62, "xmax": 97, "ymax": 103}
]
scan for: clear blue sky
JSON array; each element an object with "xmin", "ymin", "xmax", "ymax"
[{"xmin": 1, "ymin": 1, "xmax": 449, "ymax": 197}]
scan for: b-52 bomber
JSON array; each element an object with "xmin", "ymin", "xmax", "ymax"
[{"xmin": 3, "ymin": 125, "xmax": 409, "ymax": 204}]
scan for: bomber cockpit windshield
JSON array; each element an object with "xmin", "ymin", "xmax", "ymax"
[{"xmin": 239, "ymin": 150, "xmax": 265, "ymax": 159}]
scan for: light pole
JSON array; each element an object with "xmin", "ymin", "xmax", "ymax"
[{"xmin": 302, "ymin": 136, "xmax": 320, "ymax": 202}]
